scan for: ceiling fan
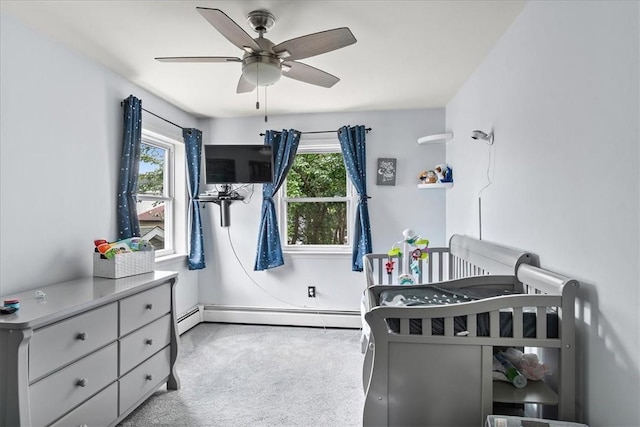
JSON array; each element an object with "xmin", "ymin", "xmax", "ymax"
[{"xmin": 156, "ymin": 7, "xmax": 357, "ymax": 94}]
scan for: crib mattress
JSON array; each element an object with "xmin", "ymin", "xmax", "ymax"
[{"xmin": 379, "ymin": 286, "xmax": 558, "ymax": 338}]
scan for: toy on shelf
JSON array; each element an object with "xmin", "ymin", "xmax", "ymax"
[
  {"xmin": 94, "ymin": 237, "xmax": 154, "ymax": 260},
  {"xmin": 418, "ymin": 164, "xmax": 453, "ymax": 184},
  {"xmin": 387, "ymin": 228, "xmax": 429, "ymax": 285},
  {"xmin": 435, "ymin": 164, "xmax": 453, "ymax": 183},
  {"xmin": 418, "ymin": 170, "xmax": 438, "ymax": 184}
]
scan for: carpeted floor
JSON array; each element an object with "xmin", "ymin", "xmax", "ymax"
[{"xmin": 118, "ymin": 322, "xmax": 365, "ymax": 427}]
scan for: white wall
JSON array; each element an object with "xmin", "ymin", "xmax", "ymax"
[
  {"xmin": 198, "ymin": 109, "xmax": 447, "ymax": 311},
  {"xmin": 445, "ymin": 1, "xmax": 639, "ymax": 425},
  {"xmin": 0, "ymin": 12, "xmax": 200, "ymax": 315}
]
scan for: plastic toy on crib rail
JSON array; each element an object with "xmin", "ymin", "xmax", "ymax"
[{"xmin": 387, "ymin": 228, "xmax": 429, "ymax": 285}]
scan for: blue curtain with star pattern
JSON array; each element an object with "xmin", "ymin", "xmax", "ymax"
[
  {"xmin": 184, "ymin": 128, "xmax": 205, "ymax": 270},
  {"xmin": 338, "ymin": 125, "xmax": 372, "ymax": 271},
  {"xmin": 117, "ymin": 95, "xmax": 142, "ymax": 239},
  {"xmin": 254, "ymin": 129, "xmax": 301, "ymax": 270}
]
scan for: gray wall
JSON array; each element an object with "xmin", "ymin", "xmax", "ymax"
[
  {"xmin": 0, "ymin": 12, "xmax": 200, "ymax": 315},
  {"xmin": 198, "ymin": 109, "xmax": 447, "ymax": 311},
  {"xmin": 445, "ymin": 1, "xmax": 639, "ymax": 425}
]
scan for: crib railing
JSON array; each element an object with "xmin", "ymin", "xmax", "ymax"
[{"xmin": 364, "ymin": 247, "xmax": 452, "ymax": 287}]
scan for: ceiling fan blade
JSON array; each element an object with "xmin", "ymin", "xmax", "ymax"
[
  {"xmin": 282, "ymin": 61, "xmax": 340, "ymax": 88},
  {"xmin": 196, "ymin": 8, "xmax": 261, "ymax": 52},
  {"xmin": 155, "ymin": 56, "xmax": 241, "ymax": 63},
  {"xmin": 273, "ymin": 27, "xmax": 356, "ymax": 61},
  {"xmin": 237, "ymin": 76, "xmax": 256, "ymax": 93}
]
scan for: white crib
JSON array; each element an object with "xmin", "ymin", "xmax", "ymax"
[{"xmin": 361, "ymin": 235, "xmax": 578, "ymax": 426}]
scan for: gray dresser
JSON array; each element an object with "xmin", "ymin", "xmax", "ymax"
[{"xmin": 0, "ymin": 271, "xmax": 180, "ymax": 426}]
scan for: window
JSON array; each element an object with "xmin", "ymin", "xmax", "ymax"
[
  {"xmin": 279, "ymin": 140, "xmax": 355, "ymax": 253},
  {"xmin": 136, "ymin": 129, "xmax": 186, "ymax": 258}
]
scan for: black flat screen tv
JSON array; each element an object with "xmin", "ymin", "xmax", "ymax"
[{"xmin": 204, "ymin": 144, "xmax": 274, "ymax": 184}]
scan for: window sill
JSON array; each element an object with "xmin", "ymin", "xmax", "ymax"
[
  {"xmin": 283, "ymin": 248, "xmax": 351, "ymax": 257},
  {"xmin": 155, "ymin": 253, "xmax": 187, "ymax": 266}
]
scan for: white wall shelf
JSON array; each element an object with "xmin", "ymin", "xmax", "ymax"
[
  {"xmin": 417, "ymin": 132, "xmax": 453, "ymax": 144},
  {"xmin": 417, "ymin": 182, "xmax": 453, "ymax": 189}
]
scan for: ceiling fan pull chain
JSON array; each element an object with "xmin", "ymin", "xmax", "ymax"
[{"xmin": 264, "ymin": 86, "xmax": 268, "ymax": 123}]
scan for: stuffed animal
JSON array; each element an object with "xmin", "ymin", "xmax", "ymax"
[
  {"xmin": 434, "ymin": 164, "xmax": 453, "ymax": 183},
  {"xmin": 418, "ymin": 170, "xmax": 438, "ymax": 184},
  {"xmin": 94, "ymin": 237, "xmax": 154, "ymax": 259}
]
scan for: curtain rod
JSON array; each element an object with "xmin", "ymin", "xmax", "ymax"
[
  {"xmin": 120, "ymin": 101, "xmax": 185, "ymax": 130},
  {"xmin": 259, "ymin": 127, "xmax": 372, "ymax": 137}
]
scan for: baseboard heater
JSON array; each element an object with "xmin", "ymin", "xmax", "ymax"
[
  {"xmin": 176, "ymin": 305, "xmax": 203, "ymax": 335},
  {"xmin": 202, "ymin": 305, "xmax": 361, "ymax": 329}
]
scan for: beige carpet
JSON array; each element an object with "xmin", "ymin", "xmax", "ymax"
[{"xmin": 118, "ymin": 323, "xmax": 364, "ymax": 427}]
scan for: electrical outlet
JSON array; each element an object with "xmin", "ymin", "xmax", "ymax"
[{"xmin": 307, "ymin": 286, "xmax": 316, "ymax": 298}]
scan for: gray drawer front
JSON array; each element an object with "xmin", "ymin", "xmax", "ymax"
[
  {"xmin": 29, "ymin": 302, "xmax": 118, "ymax": 381},
  {"xmin": 120, "ymin": 283, "xmax": 171, "ymax": 336},
  {"xmin": 30, "ymin": 342, "xmax": 118, "ymax": 427},
  {"xmin": 50, "ymin": 382, "xmax": 117, "ymax": 427},
  {"xmin": 120, "ymin": 314, "xmax": 171, "ymax": 375},
  {"xmin": 119, "ymin": 346, "xmax": 170, "ymax": 415}
]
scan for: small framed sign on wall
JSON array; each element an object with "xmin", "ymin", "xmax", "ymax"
[{"xmin": 376, "ymin": 158, "xmax": 397, "ymax": 186}]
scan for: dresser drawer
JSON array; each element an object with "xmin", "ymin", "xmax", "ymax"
[
  {"xmin": 29, "ymin": 342, "xmax": 118, "ymax": 427},
  {"xmin": 29, "ymin": 302, "xmax": 118, "ymax": 381},
  {"xmin": 120, "ymin": 283, "xmax": 171, "ymax": 336},
  {"xmin": 120, "ymin": 314, "xmax": 171, "ymax": 375},
  {"xmin": 50, "ymin": 382, "xmax": 117, "ymax": 427},
  {"xmin": 119, "ymin": 346, "xmax": 170, "ymax": 415}
]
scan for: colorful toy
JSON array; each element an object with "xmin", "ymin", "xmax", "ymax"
[
  {"xmin": 94, "ymin": 237, "xmax": 154, "ymax": 260},
  {"xmin": 387, "ymin": 228, "xmax": 429, "ymax": 285},
  {"xmin": 385, "ymin": 259, "xmax": 395, "ymax": 275},
  {"xmin": 435, "ymin": 164, "xmax": 453, "ymax": 183},
  {"xmin": 418, "ymin": 170, "xmax": 438, "ymax": 184}
]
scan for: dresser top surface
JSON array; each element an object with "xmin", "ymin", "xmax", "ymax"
[{"xmin": 0, "ymin": 271, "xmax": 178, "ymax": 329}]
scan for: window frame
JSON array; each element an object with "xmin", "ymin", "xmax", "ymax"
[
  {"xmin": 136, "ymin": 129, "xmax": 178, "ymax": 258},
  {"xmin": 278, "ymin": 139, "xmax": 355, "ymax": 254}
]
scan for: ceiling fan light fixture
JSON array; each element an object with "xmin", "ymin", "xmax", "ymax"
[{"xmin": 242, "ymin": 55, "xmax": 282, "ymax": 86}]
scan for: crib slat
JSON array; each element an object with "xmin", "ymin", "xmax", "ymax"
[
  {"xmin": 428, "ymin": 255, "xmax": 434, "ymax": 283},
  {"xmin": 467, "ymin": 314, "xmax": 477, "ymax": 337},
  {"xmin": 422, "ymin": 319, "xmax": 432, "ymax": 336},
  {"xmin": 400, "ymin": 318, "xmax": 410, "ymax": 335},
  {"xmin": 513, "ymin": 307, "xmax": 523, "ymax": 339},
  {"xmin": 490, "ymin": 311, "xmax": 500, "ymax": 337},
  {"xmin": 438, "ymin": 253, "xmax": 444, "ymax": 281},
  {"xmin": 444, "ymin": 317, "xmax": 454, "ymax": 336},
  {"xmin": 537, "ymin": 306, "xmax": 547, "ymax": 339}
]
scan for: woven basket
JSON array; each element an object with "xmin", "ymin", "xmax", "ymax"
[{"xmin": 93, "ymin": 251, "xmax": 155, "ymax": 279}]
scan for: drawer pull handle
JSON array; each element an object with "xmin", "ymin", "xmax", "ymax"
[
  {"xmin": 79, "ymin": 424, "xmax": 88, "ymax": 427},
  {"xmin": 145, "ymin": 338, "xmax": 153, "ymax": 345},
  {"xmin": 76, "ymin": 332, "xmax": 87, "ymax": 341},
  {"xmin": 146, "ymin": 303, "xmax": 154, "ymax": 310},
  {"xmin": 76, "ymin": 378, "xmax": 88, "ymax": 387},
  {"xmin": 145, "ymin": 374, "xmax": 153, "ymax": 381}
]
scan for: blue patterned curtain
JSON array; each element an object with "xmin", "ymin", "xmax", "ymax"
[
  {"xmin": 117, "ymin": 95, "xmax": 142, "ymax": 239},
  {"xmin": 254, "ymin": 129, "xmax": 301, "ymax": 271},
  {"xmin": 184, "ymin": 128, "xmax": 206, "ymax": 270},
  {"xmin": 338, "ymin": 125, "xmax": 372, "ymax": 271}
]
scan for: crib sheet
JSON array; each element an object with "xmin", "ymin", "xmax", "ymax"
[{"xmin": 380, "ymin": 286, "xmax": 558, "ymax": 338}]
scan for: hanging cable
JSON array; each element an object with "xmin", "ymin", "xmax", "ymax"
[
  {"xmin": 226, "ymin": 226, "xmax": 325, "ymax": 325},
  {"xmin": 476, "ymin": 136, "xmax": 495, "ymax": 240}
]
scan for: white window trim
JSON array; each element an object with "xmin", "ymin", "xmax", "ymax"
[
  {"xmin": 137, "ymin": 129, "xmax": 187, "ymax": 259},
  {"xmin": 279, "ymin": 138, "xmax": 355, "ymax": 254}
]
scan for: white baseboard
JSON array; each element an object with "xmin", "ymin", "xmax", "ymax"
[
  {"xmin": 202, "ymin": 305, "xmax": 361, "ymax": 329},
  {"xmin": 176, "ymin": 305, "xmax": 203, "ymax": 335}
]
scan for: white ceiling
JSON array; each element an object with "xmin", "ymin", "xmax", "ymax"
[{"xmin": 1, "ymin": 0, "xmax": 526, "ymax": 119}]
